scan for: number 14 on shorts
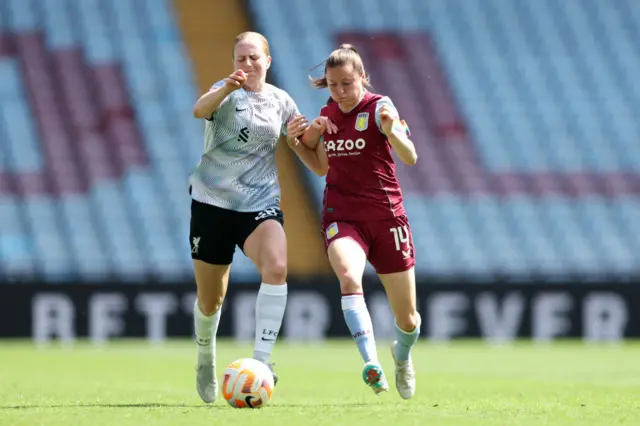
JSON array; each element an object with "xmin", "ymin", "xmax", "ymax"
[{"xmin": 390, "ymin": 226, "xmax": 411, "ymax": 259}]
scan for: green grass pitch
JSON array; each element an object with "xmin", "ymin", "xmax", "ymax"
[{"xmin": 1, "ymin": 339, "xmax": 639, "ymax": 425}]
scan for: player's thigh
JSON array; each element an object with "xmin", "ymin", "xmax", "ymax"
[
  {"xmin": 189, "ymin": 200, "xmax": 236, "ymax": 313},
  {"xmin": 368, "ymin": 215, "xmax": 419, "ymax": 330},
  {"xmin": 240, "ymin": 209, "xmax": 287, "ymax": 284},
  {"xmin": 323, "ymin": 221, "xmax": 369, "ymax": 293},
  {"xmin": 367, "ymin": 215, "xmax": 416, "ymax": 276},
  {"xmin": 378, "ymin": 267, "xmax": 419, "ymax": 332}
]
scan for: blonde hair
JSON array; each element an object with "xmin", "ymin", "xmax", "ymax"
[
  {"xmin": 233, "ymin": 31, "xmax": 270, "ymax": 57},
  {"xmin": 310, "ymin": 44, "xmax": 371, "ymax": 89}
]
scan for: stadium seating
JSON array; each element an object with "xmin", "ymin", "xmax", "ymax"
[
  {"xmin": 0, "ymin": 0, "xmax": 259, "ymax": 282},
  {"xmin": 247, "ymin": 0, "xmax": 640, "ymax": 279},
  {"xmin": 1, "ymin": 0, "xmax": 638, "ymax": 282}
]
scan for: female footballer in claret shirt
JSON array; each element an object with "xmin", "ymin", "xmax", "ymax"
[{"xmin": 286, "ymin": 44, "xmax": 420, "ymax": 399}]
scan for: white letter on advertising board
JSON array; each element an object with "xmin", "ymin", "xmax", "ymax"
[
  {"xmin": 89, "ymin": 293, "xmax": 127, "ymax": 343},
  {"xmin": 532, "ymin": 292, "xmax": 572, "ymax": 341},
  {"xmin": 427, "ymin": 292, "xmax": 468, "ymax": 341},
  {"xmin": 136, "ymin": 293, "xmax": 178, "ymax": 343},
  {"xmin": 583, "ymin": 292, "xmax": 627, "ymax": 342},
  {"xmin": 32, "ymin": 293, "xmax": 75, "ymax": 344},
  {"xmin": 476, "ymin": 291, "xmax": 525, "ymax": 342}
]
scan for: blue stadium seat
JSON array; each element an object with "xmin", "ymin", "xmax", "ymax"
[
  {"xmin": 2, "ymin": 0, "xmax": 639, "ymax": 282},
  {"xmin": 248, "ymin": 0, "xmax": 640, "ymax": 280},
  {"xmin": 0, "ymin": 0, "xmax": 260, "ymax": 281}
]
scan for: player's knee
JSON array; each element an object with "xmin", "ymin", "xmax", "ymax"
[
  {"xmin": 199, "ymin": 294, "xmax": 224, "ymax": 316},
  {"xmin": 396, "ymin": 309, "xmax": 420, "ymax": 333},
  {"xmin": 337, "ymin": 271, "xmax": 363, "ymax": 294},
  {"xmin": 260, "ymin": 260, "xmax": 287, "ymax": 285}
]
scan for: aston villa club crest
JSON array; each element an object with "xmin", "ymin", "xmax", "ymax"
[
  {"xmin": 355, "ymin": 112, "xmax": 369, "ymax": 131},
  {"xmin": 326, "ymin": 222, "xmax": 339, "ymax": 239}
]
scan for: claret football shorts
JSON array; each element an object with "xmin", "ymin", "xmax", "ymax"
[{"xmin": 321, "ymin": 215, "xmax": 416, "ymax": 274}]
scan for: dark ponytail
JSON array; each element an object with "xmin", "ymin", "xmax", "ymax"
[{"xmin": 309, "ymin": 44, "xmax": 371, "ymax": 89}]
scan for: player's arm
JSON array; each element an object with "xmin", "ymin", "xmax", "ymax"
[
  {"xmin": 314, "ymin": 135, "xmax": 329, "ymax": 175},
  {"xmin": 284, "ymin": 130, "xmax": 328, "ymax": 177},
  {"xmin": 283, "ymin": 116, "xmax": 320, "ymax": 173},
  {"xmin": 299, "ymin": 117, "xmax": 337, "ymax": 150},
  {"xmin": 384, "ymin": 118, "xmax": 417, "ymax": 166},
  {"xmin": 281, "ymin": 96, "xmax": 322, "ymax": 149},
  {"xmin": 285, "ymin": 135, "xmax": 328, "ymax": 176},
  {"xmin": 376, "ymin": 99, "xmax": 418, "ymax": 165},
  {"xmin": 285, "ymin": 113, "xmax": 331, "ymax": 175},
  {"xmin": 294, "ymin": 105, "xmax": 338, "ymax": 150},
  {"xmin": 193, "ymin": 70, "xmax": 246, "ymax": 119},
  {"xmin": 299, "ymin": 125, "xmax": 321, "ymax": 150}
]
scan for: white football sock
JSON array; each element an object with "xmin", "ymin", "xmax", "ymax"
[
  {"xmin": 342, "ymin": 294, "xmax": 378, "ymax": 363},
  {"xmin": 193, "ymin": 299, "xmax": 221, "ymax": 358},
  {"xmin": 253, "ymin": 283, "xmax": 287, "ymax": 363}
]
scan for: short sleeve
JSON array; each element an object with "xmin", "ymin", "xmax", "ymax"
[
  {"xmin": 205, "ymin": 80, "xmax": 230, "ymax": 121},
  {"xmin": 375, "ymin": 96, "xmax": 400, "ymax": 132},
  {"xmin": 280, "ymin": 93, "xmax": 301, "ymax": 136},
  {"xmin": 210, "ymin": 80, "xmax": 225, "ymax": 90}
]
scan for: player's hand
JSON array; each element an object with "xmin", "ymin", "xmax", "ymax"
[
  {"xmin": 286, "ymin": 115, "xmax": 309, "ymax": 139},
  {"xmin": 378, "ymin": 104, "xmax": 399, "ymax": 135},
  {"xmin": 223, "ymin": 70, "xmax": 247, "ymax": 92},
  {"xmin": 310, "ymin": 116, "xmax": 337, "ymax": 135},
  {"xmin": 286, "ymin": 136, "xmax": 301, "ymax": 150}
]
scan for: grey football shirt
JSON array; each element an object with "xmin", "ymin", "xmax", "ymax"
[{"xmin": 189, "ymin": 82, "xmax": 300, "ymax": 212}]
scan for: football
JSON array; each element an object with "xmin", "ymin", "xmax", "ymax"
[{"xmin": 222, "ymin": 358, "xmax": 275, "ymax": 408}]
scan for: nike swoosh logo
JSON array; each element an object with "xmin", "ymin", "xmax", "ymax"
[
  {"xmin": 236, "ymin": 107, "xmax": 247, "ymax": 112},
  {"xmin": 245, "ymin": 395, "xmax": 255, "ymax": 408},
  {"xmin": 261, "ymin": 337, "xmax": 276, "ymax": 341}
]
